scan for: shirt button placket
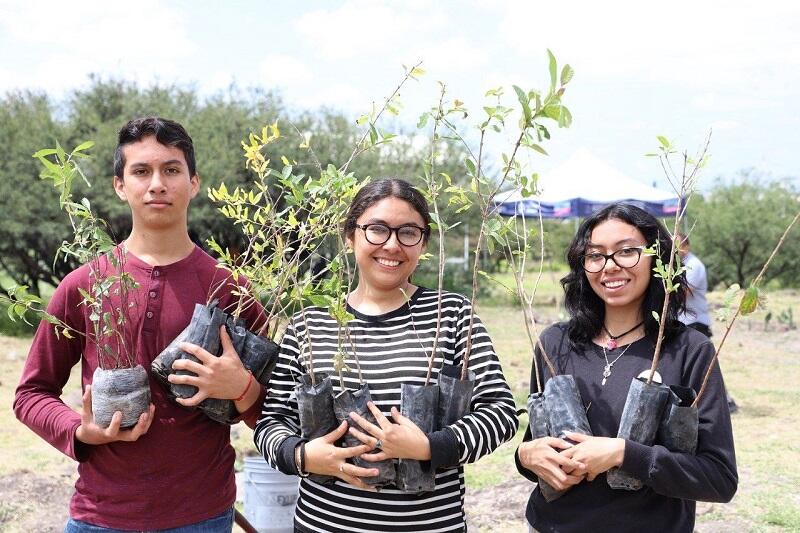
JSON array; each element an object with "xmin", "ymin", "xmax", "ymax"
[{"xmin": 143, "ymin": 269, "xmax": 162, "ymax": 331}]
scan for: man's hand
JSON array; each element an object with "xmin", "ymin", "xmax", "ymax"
[
  {"xmin": 517, "ymin": 437, "xmax": 586, "ymax": 491},
  {"xmin": 169, "ymin": 326, "xmax": 251, "ymax": 407},
  {"xmin": 75, "ymin": 385, "xmax": 155, "ymax": 445}
]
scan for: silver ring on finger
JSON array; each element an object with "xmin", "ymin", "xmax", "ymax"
[
  {"xmin": 339, "ymin": 463, "xmax": 345, "ymax": 473},
  {"xmin": 374, "ymin": 438, "xmax": 383, "ymax": 449}
]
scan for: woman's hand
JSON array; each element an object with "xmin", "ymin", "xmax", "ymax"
[
  {"xmin": 560, "ymin": 432, "xmax": 625, "ymax": 481},
  {"xmin": 517, "ymin": 437, "xmax": 586, "ymax": 491},
  {"xmin": 348, "ymin": 402, "xmax": 431, "ymax": 461},
  {"xmin": 304, "ymin": 421, "xmax": 380, "ymax": 490}
]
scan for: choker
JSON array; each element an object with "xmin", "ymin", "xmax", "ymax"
[{"xmin": 602, "ymin": 321, "xmax": 643, "ymax": 350}]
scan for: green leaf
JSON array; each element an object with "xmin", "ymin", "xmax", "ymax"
[
  {"xmin": 73, "ymin": 140, "xmax": 95, "ymax": 153},
  {"xmin": 651, "ymin": 311, "xmax": 660, "ymax": 323},
  {"xmin": 417, "ymin": 113, "xmax": 429, "ymax": 129},
  {"xmin": 465, "ymin": 158, "xmax": 477, "ymax": 176},
  {"xmin": 32, "ymin": 148, "xmax": 58, "ymax": 158},
  {"xmin": 739, "ymin": 286, "xmax": 760, "ymax": 315},
  {"xmin": 657, "ymin": 135, "xmax": 670, "ymax": 149},
  {"xmin": 531, "ymin": 144, "xmax": 548, "ymax": 156},
  {"xmin": 513, "ymin": 85, "xmax": 532, "ymax": 125},
  {"xmin": 560, "ymin": 64, "xmax": 574, "ymax": 86},
  {"xmin": 547, "ymin": 49, "xmax": 557, "ymax": 93}
]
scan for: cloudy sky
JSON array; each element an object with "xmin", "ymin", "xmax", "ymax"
[{"xmin": 1, "ymin": 0, "xmax": 798, "ymax": 190}]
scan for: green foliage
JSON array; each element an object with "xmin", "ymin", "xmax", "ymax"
[
  {"xmin": 0, "ymin": 79, "xmax": 465, "ymax": 294},
  {"xmin": 1, "ymin": 143, "xmax": 138, "ymax": 367},
  {"xmin": 207, "ymin": 122, "xmax": 361, "ymax": 340},
  {"xmin": 686, "ymin": 176, "xmax": 800, "ymax": 288}
]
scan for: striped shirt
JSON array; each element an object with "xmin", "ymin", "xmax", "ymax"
[{"xmin": 254, "ymin": 287, "xmax": 519, "ymax": 532}]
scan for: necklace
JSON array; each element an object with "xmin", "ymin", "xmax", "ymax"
[
  {"xmin": 602, "ymin": 321, "xmax": 643, "ymax": 350},
  {"xmin": 601, "ymin": 343, "xmax": 634, "ymax": 386}
]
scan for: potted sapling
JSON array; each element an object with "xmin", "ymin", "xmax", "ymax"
[
  {"xmin": 438, "ymin": 50, "xmax": 587, "ymax": 449},
  {"xmin": 607, "ymin": 135, "xmax": 708, "ymax": 490},
  {"xmin": 327, "ymin": 286, "xmax": 397, "ymax": 488},
  {"xmin": 445, "ymin": 51, "xmax": 576, "ymax": 430},
  {"xmin": 672, "ymin": 209, "xmax": 800, "ymax": 452},
  {"xmin": 5, "ymin": 141, "xmax": 149, "ymax": 428},
  {"xmin": 496, "ymin": 185, "xmax": 589, "ymax": 502}
]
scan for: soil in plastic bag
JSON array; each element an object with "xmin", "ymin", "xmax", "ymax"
[
  {"xmin": 544, "ymin": 375, "xmax": 593, "ymax": 441},
  {"xmin": 333, "ymin": 384, "xmax": 396, "ymax": 487},
  {"xmin": 296, "ymin": 372, "xmax": 339, "ymax": 484},
  {"xmin": 437, "ymin": 364, "xmax": 475, "ymax": 427},
  {"xmin": 656, "ymin": 384, "xmax": 698, "ymax": 454},
  {"xmin": 395, "ymin": 383, "xmax": 439, "ymax": 493},
  {"xmin": 526, "ymin": 392, "xmax": 564, "ymax": 502},
  {"xmin": 607, "ymin": 377, "xmax": 670, "ymax": 490},
  {"xmin": 198, "ymin": 317, "xmax": 280, "ymax": 424},
  {"xmin": 150, "ymin": 303, "xmax": 225, "ymax": 399},
  {"xmin": 91, "ymin": 365, "xmax": 151, "ymax": 429}
]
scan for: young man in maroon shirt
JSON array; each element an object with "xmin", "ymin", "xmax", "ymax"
[{"xmin": 14, "ymin": 117, "xmax": 266, "ymax": 531}]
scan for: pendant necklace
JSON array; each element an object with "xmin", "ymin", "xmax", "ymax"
[
  {"xmin": 602, "ymin": 321, "xmax": 643, "ymax": 350},
  {"xmin": 601, "ymin": 342, "xmax": 634, "ymax": 386}
]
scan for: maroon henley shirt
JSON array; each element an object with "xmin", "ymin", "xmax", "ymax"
[{"xmin": 14, "ymin": 245, "xmax": 267, "ymax": 530}]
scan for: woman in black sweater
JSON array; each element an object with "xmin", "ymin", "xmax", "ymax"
[{"xmin": 516, "ymin": 203, "xmax": 737, "ymax": 533}]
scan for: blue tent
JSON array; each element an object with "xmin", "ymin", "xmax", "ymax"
[{"xmin": 494, "ymin": 150, "xmax": 679, "ymax": 219}]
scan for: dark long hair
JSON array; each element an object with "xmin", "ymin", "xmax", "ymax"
[
  {"xmin": 561, "ymin": 203, "xmax": 686, "ymax": 346},
  {"xmin": 343, "ymin": 178, "xmax": 431, "ymax": 243}
]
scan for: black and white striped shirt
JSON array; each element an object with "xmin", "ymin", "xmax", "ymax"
[{"xmin": 254, "ymin": 287, "xmax": 519, "ymax": 532}]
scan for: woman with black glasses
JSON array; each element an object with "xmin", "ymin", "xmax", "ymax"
[
  {"xmin": 255, "ymin": 178, "xmax": 518, "ymax": 532},
  {"xmin": 516, "ymin": 203, "xmax": 737, "ymax": 533}
]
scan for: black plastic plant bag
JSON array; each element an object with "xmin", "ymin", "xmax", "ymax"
[
  {"xmin": 656, "ymin": 385, "xmax": 698, "ymax": 454},
  {"xmin": 437, "ymin": 364, "xmax": 476, "ymax": 427},
  {"xmin": 151, "ymin": 303, "xmax": 226, "ymax": 399},
  {"xmin": 91, "ymin": 365, "xmax": 151, "ymax": 429},
  {"xmin": 333, "ymin": 384, "xmax": 396, "ymax": 488},
  {"xmin": 197, "ymin": 318, "xmax": 280, "ymax": 424},
  {"xmin": 543, "ymin": 375, "xmax": 593, "ymax": 441},
  {"xmin": 607, "ymin": 377, "xmax": 670, "ymax": 490},
  {"xmin": 152, "ymin": 304, "xmax": 280, "ymax": 424},
  {"xmin": 395, "ymin": 383, "xmax": 439, "ymax": 493},
  {"xmin": 295, "ymin": 372, "xmax": 339, "ymax": 484},
  {"xmin": 526, "ymin": 392, "xmax": 564, "ymax": 502}
]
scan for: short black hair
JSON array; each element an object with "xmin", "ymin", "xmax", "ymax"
[
  {"xmin": 561, "ymin": 203, "xmax": 686, "ymax": 346},
  {"xmin": 114, "ymin": 117, "xmax": 196, "ymax": 178},
  {"xmin": 343, "ymin": 178, "xmax": 431, "ymax": 243}
]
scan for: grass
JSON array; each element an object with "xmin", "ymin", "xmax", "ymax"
[{"xmin": 1, "ymin": 282, "xmax": 799, "ymax": 530}]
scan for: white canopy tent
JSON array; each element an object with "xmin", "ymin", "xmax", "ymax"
[{"xmin": 494, "ymin": 149, "xmax": 679, "ymax": 218}]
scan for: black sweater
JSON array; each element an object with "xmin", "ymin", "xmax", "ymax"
[{"xmin": 516, "ymin": 322, "xmax": 737, "ymax": 533}]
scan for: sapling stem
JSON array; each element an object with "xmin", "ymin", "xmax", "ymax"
[
  {"xmin": 693, "ymin": 209, "xmax": 800, "ymax": 406},
  {"xmin": 423, "ymin": 86, "xmax": 447, "ymax": 386},
  {"xmin": 462, "ymin": 129, "xmax": 525, "ymax": 380},
  {"xmin": 646, "ymin": 135, "xmax": 710, "ymax": 384}
]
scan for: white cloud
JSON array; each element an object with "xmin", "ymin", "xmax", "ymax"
[
  {"xmin": 0, "ymin": 0, "xmax": 194, "ymax": 92},
  {"xmin": 294, "ymin": 0, "xmax": 448, "ymax": 60},
  {"xmin": 497, "ymin": 0, "xmax": 800, "ymax": 89},
  {"xmin": 259, "ymin": 54, "xmax": 313, "ymax": 85}
]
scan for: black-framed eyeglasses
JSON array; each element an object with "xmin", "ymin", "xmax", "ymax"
[
  {"xmin": 356, "ymin": 223, "xmax": 428, "ymax": 247},
  {"xmin": 581, "ymin": 246, "xmax": 645, "ymax": 273}
]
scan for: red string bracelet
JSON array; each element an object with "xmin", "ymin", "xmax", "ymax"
[{"xmin": 234, "ymin": 370, "xmax": 254, "ymax": 402}]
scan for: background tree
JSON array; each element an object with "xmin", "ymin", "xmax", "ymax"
[
  {"xmin": 0, "ymin": 78, "xmax": 465, "ymax": 294},
  {"xmin": 687, "ymin": 173, "xmax": 800, "ymax": 288}
]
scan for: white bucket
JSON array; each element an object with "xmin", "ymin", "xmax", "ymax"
[{"xmin": 243, "ymin": 456, "xmax": 299, "ymax": 533}]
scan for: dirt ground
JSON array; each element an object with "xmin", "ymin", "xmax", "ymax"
[{"xmin": 1, "ymin": 291, "xmax": 799, "ymax": 532}]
